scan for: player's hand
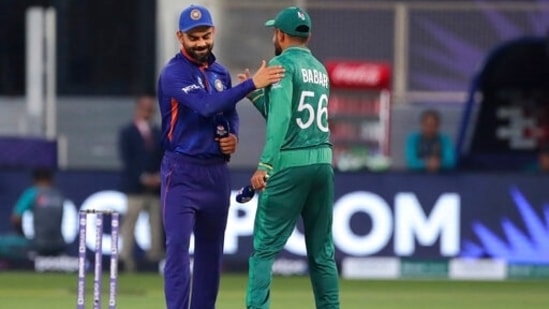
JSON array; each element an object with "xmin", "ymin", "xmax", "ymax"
[
  {"xmin": 150, "ymin": 173, "xmax": 161, "ymax": 186},
  {"xmin": 251, "ymin": 169, "xmax": 268, "ymax": 191},
  {"xmin": 426, "ymin": 156, "xmax": 441, "ymax": 172},
  {"xmin": 141, "ymin": 173, "xmax": 161, "ymax": 188},
  {"xmin": 10, "ymin": 215, "xmax": 23, "ymax": 235},
  {"xmin": 216, "ymin": 133, "xmax": 238, "ymax": 154},
  {"xmin": 251, "ymin": 60, "xmax": 285, "ymax": 89},
  {"xmin": 237, "ymin": 68, "xmax": 251, "ymax": 83},
  {"xmin": 10, "ymin": 215, "xmax": 21, "ymax": 226}
]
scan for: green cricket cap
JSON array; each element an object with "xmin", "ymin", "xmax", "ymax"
[{"xmin": 264, "ymin": 6, "xmax": 311, "ymax": 38}]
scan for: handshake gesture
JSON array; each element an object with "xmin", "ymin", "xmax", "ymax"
[{"xmin": 242, "ymin": 60, "xmax": 285, "ymax": 88}]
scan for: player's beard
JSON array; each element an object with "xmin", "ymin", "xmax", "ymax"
[
  {"xmin": 274, "ymin": 40, "xmax": 282, "ymax": 56},
  {"xmin": 185, "ymin": 43, "xmax": 213, "ymax": 63}
]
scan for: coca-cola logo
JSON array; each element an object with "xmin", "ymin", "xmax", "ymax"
[
  {"xmin": 327, "ymin": 61, "xmax": 390, "ymax": 89},
  {"xmin": 332, "ymin": 64, "xmax": 380, "ymax": 84}
]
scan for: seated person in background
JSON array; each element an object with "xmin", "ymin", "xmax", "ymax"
[
  {"xmin": 0, "ymin": 168, "xmax": 66, "ymax": 259},
  {"xmin": 405, "ymin": 109, "xmax": 456, "ymax": 172}
]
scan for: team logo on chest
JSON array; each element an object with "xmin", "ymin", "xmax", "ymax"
[{"xmin": 214, "ymin": 79, "xmax": 224, "ymax": 92}]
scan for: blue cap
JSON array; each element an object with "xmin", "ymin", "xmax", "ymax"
[{"xmin": 179, "ymin": 4, "xmax": 214, "ymax": 33}]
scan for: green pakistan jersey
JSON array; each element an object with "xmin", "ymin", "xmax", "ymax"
[{"xmin": 249, "ymin": 46, "xmax": 332, "ymax": 173}]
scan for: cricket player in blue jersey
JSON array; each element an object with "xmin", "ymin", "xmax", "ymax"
[{"xmin": 157, "ymin": 4, "xmax": 285, "ymax": 309}]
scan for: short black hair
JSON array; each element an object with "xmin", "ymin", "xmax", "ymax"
[
  {"xmin": 284, "ymin": 32, "xmax": 309, "ymax": 43},
  {"xmin": 32, "ymin": 168, "xmax": 54, "ymax": 182},
  {"xmin": 420, "ymin": 109, "xmax": 441, "ymax": 123}
]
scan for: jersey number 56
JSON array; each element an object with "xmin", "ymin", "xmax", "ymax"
[{"xmin": 296, "ymin": 91, "xmax": 329, "ymax": 132}]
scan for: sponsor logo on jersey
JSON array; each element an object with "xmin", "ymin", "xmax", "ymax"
[
  {"xmin": 37, "ymin": 195, "xmax": 47, "ymax": 207},
  {"xmin": 216, "ymin": 125, "xmax": 228, "ymax": 137},
  {"xmin": 181, "ymin": 84, "xmax": 201, "ymax": 93}
]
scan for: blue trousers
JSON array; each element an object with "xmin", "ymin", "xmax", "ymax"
[{"xmin": 161, "ymin": 151, "xmax": 230, "ymax": 309}]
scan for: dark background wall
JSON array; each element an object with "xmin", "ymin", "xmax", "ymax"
[{"xmin": 0, "ymin": 0, "xmax": 156, "ymax": 95}]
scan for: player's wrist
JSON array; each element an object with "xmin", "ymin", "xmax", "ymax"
[{"xmin": 246, "ymin": 78, "xmax": 259, "ymax": 91}]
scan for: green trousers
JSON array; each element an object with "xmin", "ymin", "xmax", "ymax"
[{"xmin": 246, "ymin": 164, "xmax": 340, "ymax": 309}]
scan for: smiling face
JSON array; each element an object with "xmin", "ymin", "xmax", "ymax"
[{"xmin": 177, "ymin": 26, "xmax": 215, "ymax": 63}]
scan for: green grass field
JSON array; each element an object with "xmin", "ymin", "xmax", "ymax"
[{"xmin": 0, "ymin": 272, "xmax": 547, "ymax": 308}]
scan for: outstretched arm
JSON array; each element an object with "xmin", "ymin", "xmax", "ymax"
[
  {"xmin": 238, "ymin": 66, "xmax": 284, "ymax": 119},
  {"xmin": 161, "ymin": 61, "xmax": 284, "ymax": 117}
]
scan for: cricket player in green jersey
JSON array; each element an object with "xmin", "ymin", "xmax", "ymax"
[{"xmin": 240, "ymin": 6, "xmax": 340, "ymax": 309}]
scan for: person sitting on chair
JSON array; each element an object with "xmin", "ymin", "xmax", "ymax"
[
  {"xmin": 0, "ymin": 168, "xmax": 66, "ymax": 260},
  {"xmin": 405, "ymin": 109, "xmax": 456, "ymax": 172}
]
